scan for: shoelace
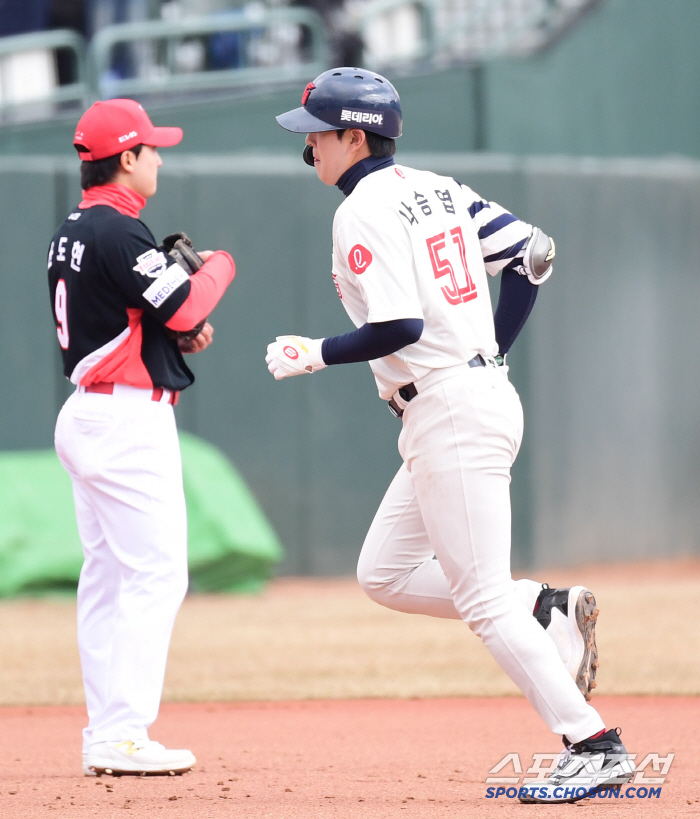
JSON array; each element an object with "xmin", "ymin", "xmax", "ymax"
[{"xmin": 553, "ymin": 746, "xmax": 572, "ymax": 773}]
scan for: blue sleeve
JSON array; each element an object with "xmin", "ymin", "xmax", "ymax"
[
  {"xmin": 494, "ymin": 268, "xmax": 539, "ymax": 355},
  {"xmin": 321, "ymin": 318, "xmax": 424, "ymax": 365}
]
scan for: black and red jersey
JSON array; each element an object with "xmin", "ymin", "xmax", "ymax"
[{"xmin": 48, "ymin": 189, "xmax": 197, "ymax": 391}]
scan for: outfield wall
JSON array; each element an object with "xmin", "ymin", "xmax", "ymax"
[{"xmin": 4, "ymin": 153, "xmax": 700, "ymax": 573}]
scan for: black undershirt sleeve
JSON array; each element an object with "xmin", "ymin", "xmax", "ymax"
[
  {"xmin": 322, "ymin": 318, "xmax": 424, "ymax": 365},
  {"xmin": 322, "ymin": 273, "xmax": 535, "ymax": 363},
  {"xmin": 494, "ymin": 268, "xmax": 539, "ymax": 355}
]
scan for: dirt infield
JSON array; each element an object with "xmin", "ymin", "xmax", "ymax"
[
  {"xmin": 0, "ymin": 560, "xmax": 698, "ymax": 816},
  {"xmin": 0, "ymin": 697, "xmax": 695, "ymax": 817},
  {"xmin": 1, "ymin": 560, "xmax": 700, "ymax": 705}
]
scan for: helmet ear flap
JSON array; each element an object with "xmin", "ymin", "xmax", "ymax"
[{"xmin": 303, "ymin": 145, "xmax": 315, "ymax": 167}]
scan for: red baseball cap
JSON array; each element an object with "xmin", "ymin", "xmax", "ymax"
[{"xmin": 73, "ymin": 98, "xmax": 183, "ymax": 161}]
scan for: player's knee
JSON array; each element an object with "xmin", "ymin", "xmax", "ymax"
[
  {"xmin": 151, "ymin": 557, "xmax": 189, "ymax": 605},
  {"xmin": 356, "ymin": 560, "xmax": 380, "ymax": 597},
  {"xmin": 356, "ymin": 557, "xmax": 393, "ymax": 604},
  {"xmin": 174, "ymin": 568, "xmax": 189, "ymax": 604},
  {"xmin": 459, "ymin": 589, "xmax": 516, "ymax": 633}
]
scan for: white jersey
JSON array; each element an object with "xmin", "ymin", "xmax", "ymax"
[{"xmin": 331, "ymin": 164, "xmax": 533, "ymax": 399}]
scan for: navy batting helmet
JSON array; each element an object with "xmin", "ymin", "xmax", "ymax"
[{"xmin": 276, "ymin": 67, "xmax": 402, "ymax": 139}]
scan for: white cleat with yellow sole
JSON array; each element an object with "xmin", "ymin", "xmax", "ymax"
[{"xmin": 84, "ymin": 739, "xmax": 195, "ymax": 776}]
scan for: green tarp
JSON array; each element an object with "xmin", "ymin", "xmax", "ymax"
[{"xmin": 0, "ymin": 432, "xmax": 283, "ymax": 596}]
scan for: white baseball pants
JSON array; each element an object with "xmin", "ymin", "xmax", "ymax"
[
  {"xmin": 357, "ymin": 364, "xmax": 604, "ymax": 743},
  {"xmin": 55, "ymin": 385, "xmax": 189, "ymax": 751}
]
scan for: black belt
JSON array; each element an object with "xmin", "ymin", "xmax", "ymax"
[{"xmin": 387, "ymin": 354, "xmax": 486, "ymax": 418}]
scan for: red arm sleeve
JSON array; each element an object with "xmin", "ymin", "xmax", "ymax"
[{"xmin": 165, "ymin": 250, "xmax": 236, "ymax": 332}]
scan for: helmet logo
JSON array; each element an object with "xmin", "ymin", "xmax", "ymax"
[
  {"xmin": 301, "ymin": 82, "xmax": 315, "ymax": 105},
  {"xmin": 348, "ymin": 244, "xmax": 373, "ymax": 274},
  {"xmin": 340, "ymin": 110, "xmax": 384, "ymax": 126}
]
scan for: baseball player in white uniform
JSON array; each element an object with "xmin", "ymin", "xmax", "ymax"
[
  {"xmin": 266, "ymin": 68, "xmax": 634, "ymax": 803},
  {"xmin": 48, "ymin": 99, "xmax": 236, "ymax": 776}
]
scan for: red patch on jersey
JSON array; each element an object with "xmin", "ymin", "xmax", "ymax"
[
  {"xmin": 348, "ymin": 244, "xmax": 373, "ymax": 274},
  {"xmin": 283, "ymin": 345, "xmax": 299, "ymax": 360},
  {"xmin": 395, "ymin": 167, "xmax": 405, "ymax": 178},
  {"xmin": 82, "ymin": 308, "xmax": 153, "ymax": 388},
  {"xmin": 302, "ymin": 83, "xmax": 315, "ymax": 105},
  {"xmin": 332, "ymin": 271, "xmax": 343, "ymax": 299}
]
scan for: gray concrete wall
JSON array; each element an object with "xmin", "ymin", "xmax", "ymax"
[{"xmin": 5, "ymin": 152, "xmax": 700, "ymax": 574}]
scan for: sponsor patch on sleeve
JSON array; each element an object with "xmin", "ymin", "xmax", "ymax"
[
  {"xmin": 142, "ymin": 263, "xmax": 189, "ymax": 308},
  {"xmin": 348, "ymin": 244, "xmax": 373, "ymax": 274},
  {"xmin": 133, "ymin": 248, "xmax": 169, "ymax": 278}
]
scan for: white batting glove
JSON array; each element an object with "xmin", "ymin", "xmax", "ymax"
[{"xmin": 266, "ymin": 335, "xmax": 327, "ymax": 380}]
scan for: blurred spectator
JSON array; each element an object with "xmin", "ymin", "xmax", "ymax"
[
  {"xmin": 86, "ymin": 0, "xmax": 149, "ymax": 35},
  {"xmin": 290, "ymin": 0, "xmax": 363, "ymax": 66},
  {"xmin": 48, "ymin": 0, "xmax": 87, "ymax": 33},
  {"xmin": 0, "ymin": 0, "xmax": 51, "ymax": 35},
  {"xmin": 206, "ymin": 12, "xmax": 246, "ymax": 71},
  {"xmin": 47, "ymin": 0, "xmax": 87, "ymax": 84},
  {"xmin": 86, "ymin": 0, "xmax": 150, "ymax": 80}
]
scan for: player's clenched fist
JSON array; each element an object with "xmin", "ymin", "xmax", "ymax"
[
  {"xmin": 178, "ymin": 321, "xmax": 214, "ymax": 354},
  {"xmin": 266, "ymin": 335, "xmax": 326, "ymax": 379}
]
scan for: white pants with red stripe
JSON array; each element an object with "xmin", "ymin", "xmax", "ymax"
[
  {"xmin": 357, "ymin": 364, "xmax": 604, "ymax": 743},
  {"xmin": 55, "ymin": 385, "xmax": 188, "ymax": 751}
]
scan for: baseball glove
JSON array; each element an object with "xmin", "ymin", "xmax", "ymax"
[{"xmin": 162, "ymin": 232, "xmax": 206, "ymax": 341}]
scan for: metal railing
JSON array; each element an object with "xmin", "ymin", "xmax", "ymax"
[
  {"xmin": 88, "ymin": 8, "xmax": 329, "ymax": 99},
  {"xmin": 356, "ymin": 0, "xmax": 604, "ymax": 67},
  {"xmin": 0, "ymin": 9, "xmax": 327, "ymax": 119},
  {"xmin": 0, "ymin": 0, "xmax": 601, "ymax": 122},
  {"xmin": 0, "ymin": 29, "xmax": 89, "ymax": 112},
  {"xmin": 356, "ymin": 0, "xmax": 437, "ymax": 66}
]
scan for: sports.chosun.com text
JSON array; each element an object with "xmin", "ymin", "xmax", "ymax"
[{"xmin": 485, "ymin": 785, "xmax": 662, "ymax": 800}]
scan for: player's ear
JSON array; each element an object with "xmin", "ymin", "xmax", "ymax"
[
  {"xmin": 348, "ymin": 128, "xmax": 367, "ymax": 153},
  {"xmin": 119, "ymin": 150, "xmax": 136, "ymax": 174}
]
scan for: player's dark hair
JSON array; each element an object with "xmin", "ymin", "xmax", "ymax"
[
  {"xmin": 336, "ymin": 129, "xmax": 396, "ymax": 158},
  {"xmin": 76, "ymin": 144, "xmax": 144, "ymax": 190}
]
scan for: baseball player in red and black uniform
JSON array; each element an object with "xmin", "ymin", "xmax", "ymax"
[{"xmin": 48, "ymin": 99, "xmax": 236, "ymax": 776}]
